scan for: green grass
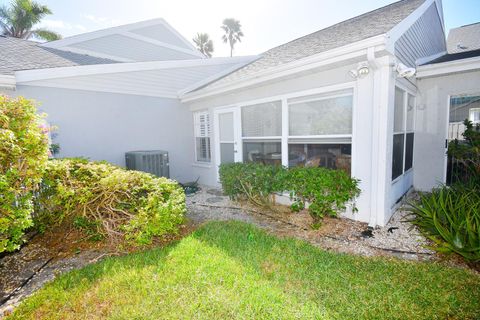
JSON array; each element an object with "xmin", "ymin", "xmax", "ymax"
[{"xmin": 9, "ymin": 221, "xmax": 480, "ymax": 320}]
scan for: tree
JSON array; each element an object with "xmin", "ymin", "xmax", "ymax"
[
  {"xmin": 221, "ymin": 18, "xmax": 243, "ymax": 57},
  {"xmin": 193, "ymin": 32, "xmax": 214, "ymax": 58},
  {"xmin": 0, "ymin": 0, "xmax": 61, "ymax": 41}
]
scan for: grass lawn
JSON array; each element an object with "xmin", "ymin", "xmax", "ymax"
[{"xmin": 8, "ymin": 221, "xmax": 480, "ymax": 320}]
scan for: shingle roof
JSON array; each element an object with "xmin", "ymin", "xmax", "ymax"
[
  {"xmin": 193, "ymin": 0, "xmax": 425, "ymax": 92},
  {"xmin": 0, "ymin": 36, "xmax": 118, "ymax": 75},
  {"xmin": 447, "ymin": 22, "xmax": 480, "ymax": 54},
  {"xmin": 425, "ymin": 48, "xmax": 480, "ymax": 65}
]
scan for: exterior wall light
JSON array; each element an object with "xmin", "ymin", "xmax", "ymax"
[{"xmin": 349, "ymin": 62, "xmax": 370, "ymax": 79}]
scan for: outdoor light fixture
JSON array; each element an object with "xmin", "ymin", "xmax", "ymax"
[
  {"xmin": 395, "ymin": 62, "xmax": 416, "ymax": 78},
  {"xmin": 349, "ymin": 62, "xmax": 370, "ymax": 79}
]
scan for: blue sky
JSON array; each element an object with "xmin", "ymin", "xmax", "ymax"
[{"xmin": 1, "ymin": 0, "xmax": 479, "ymax": 57}]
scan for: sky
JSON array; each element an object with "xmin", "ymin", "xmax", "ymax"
[{"xmin": 1, "ymin": 0, "xmax": 479, "ymax": 57}]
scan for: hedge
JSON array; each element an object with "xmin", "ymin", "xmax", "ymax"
[
  {"xmin": 35, "ymin": 158, "xmax": 186, "ymax": 245},
  {"xmin": 219, "ymin": 162, "xmax": 360, "ymax": 222}
]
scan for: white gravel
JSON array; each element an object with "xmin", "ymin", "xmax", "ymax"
[{"xmin": 186, "ymin": 186, "xmax": 435, "ymax": 261}]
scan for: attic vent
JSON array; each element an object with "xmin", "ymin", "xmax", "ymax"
[
  {"xmin": 125, "ymin": 150, "xmax": 169, "ymax": 178},
  {"xmin": 457, "ymin": 43, "xmax": 468, "ymax": 50}
]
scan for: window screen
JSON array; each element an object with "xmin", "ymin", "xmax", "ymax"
[
  {"xmin": 404, "ymin": 132, "xmax": 414, "ymax": 171},
  {"xmin": 406, "ymin": 94, "xmax": 415, "ymax": 131},
  {"xmin": 394, "ymin": 87, "xmax": 405, "ymax": 132},
  {"xmin": 242, "ymin": 101, "xmax": 282, "ymax": 137},
  {"xmin": 243, "ymin": 140, "xmax": 281, "ymax": 165},
  {"xmin": 392, "ymin": 133, "xmax": 405, "ymax": 180},
  {"xmin": 289, "ymin": 94, "xmax": 353, "ymax": 136}
]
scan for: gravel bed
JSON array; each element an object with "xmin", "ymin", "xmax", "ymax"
[{"xmin": 186, "ymin": 186, "xmax": 435, "ymax": 261}]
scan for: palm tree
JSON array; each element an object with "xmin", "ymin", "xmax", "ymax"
[
  {"xmin": 193, "ymin": 33, "xmax": 214, "ymax": 58},
  {"xmin": 0, "ymin": 0, "xmax": 61, "ymax": 41},
  {"xmin": 221, "ymin": 18, "xmax": 243, "ymax": 57}
]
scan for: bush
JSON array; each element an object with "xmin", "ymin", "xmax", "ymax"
[
  {"xmin": 0, "ymin": 96, "xmax": 50, "ymax": 252},
  {"xmin": 219, "ymin": 162, "xmax": 360, "ymax": 222},
  {"xmin": 285, "ymin": 167, "xmax": 360, "ymax": 220},
  {"xmin": 409, "ymin": 185, "xmax": 480, "ymax": 262},
  {"xmin": 36, "ymin": 159, "xmax": 186, "ymax": 245},
  {"xmin": 448, "ymin": 119, "xmax": 480, "ymax": 184},
  {"xmin": 219, "ymin": 162, "xmax": 284, "ymax": 206}
]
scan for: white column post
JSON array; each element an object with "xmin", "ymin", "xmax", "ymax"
[{"xmin": 281, "ymin": 98, "xmax": 289, "ymax": 167}]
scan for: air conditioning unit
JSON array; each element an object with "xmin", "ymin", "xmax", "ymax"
[{"xmin": 125, "ymin": 150, "xmax": 169, "ymax": 178}]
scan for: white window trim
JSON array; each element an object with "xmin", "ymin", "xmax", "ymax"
[
  {"xmin": 212, "ymin": 82, "xmax": 356, "ymax": 175},
  {"xmin": 470, "ymin": 108, "xmax": 480, "ymax": 123},
  {"xmin": 193, "ymin": 110, "xmax": 211, "ymax": 164},
  {"xmin": 392, "ymin": 84, "xmax": 416, "ymax": 184}
]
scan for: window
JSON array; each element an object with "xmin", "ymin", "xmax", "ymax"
[
  {"xmin": 287, "ymin": 90, "xmax": 353, "ymax": 174},
  {"xmin": 194, "ymin": 111, "xmax": 211, "ymax": 162},
  {"xmin": 243, "ymin": 141, "xmax": 282, "ymax": 165},
  {"xmin": 392, "ymin": 88, "xmax": 415, "ymax": 180},
  {"xmin": 288, "ymin": 143, "xmax": 351, "ymax": 174},
  {"xmin": 242, "ymin": 101, "xmax": 282, "ymax": 137},
  {"xmin": 470, "ymin": 108, "xmax": 480, "ymax": 123},
  {"xmin": 241, "ymin": 101, "xmax": 282, "ymax": 164},
  {"xmin": 289, "ymin": 93, "xmax": 352, "ymax": 136}
]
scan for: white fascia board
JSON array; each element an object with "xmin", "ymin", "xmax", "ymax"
[
  {"xmin": 416, "ymin": 51, "xmax": 447, "ymax": 66},
  {"xmin": 178, "ymin": 57, "xmax": 261, "ymax": 96},
  {"xmin": 181, "ymin": 35, "xmax": 387, "ymax": 103},
  {"xmin": 385, "ymin": 0, "xmax": 443, "ymax": 53},
  {"xmin": 416, "ymin": 56, "xmax": 480, "ymax": 78},
  {"xmin": 42, "ymin": 18, "xmax": 168, "ymax": 48},
  {"xmin": 0, "ymin": 75, "xmax": 16, "ymax": 90},
  {"xmin": 18, "ymin": 82, "xmax": 179, "ymax": 99},
  {"xmin": 119, "ymin": 31, "xmax": 204, "ymax": 58},
  {"xmin": 15, "ymin": 56, "xmax": 259, "ymax": 83},
  {"xmin": 158, "ymin": 19, "xmax": 202, "ymax": 54}
]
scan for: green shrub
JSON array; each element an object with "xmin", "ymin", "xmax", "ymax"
[
  {"xmin": 219, "ymin": 162, "xmax": 284, "ymax": 206},
  {"xmin": 36, "ymin": 158, "xmax": 186, "ymax": 245},
  {"xmin": 409, "ymin": 185, "xmax": 480, "ymax": 262},
  {"xmin": 448, "ymin": 120, "xmax": 480, "ymax": 184},
  {"xmin": 219, "ymin": 162, "xmax": 360, "ymax": 222},
  {"xmin": 0, "ymin": 96, "xmax": 50, "ymax": 252},
  {"xmin": 285, "ymin": 167, "xmax": 360, "ymax": 220}
]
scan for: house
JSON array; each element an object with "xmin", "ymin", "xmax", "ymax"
[{"xmin": 1, "ymin": 0, "xmax": 478, "ymax": 226}]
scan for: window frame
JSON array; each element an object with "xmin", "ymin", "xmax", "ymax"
[
  {"xmin": 470, "ymin": 108, "xmax": 480, "ymax": 123},
  {"xmin": 193, "ymin": 110, "xmax": 211, "ymax": 163},
  {"xmin": 392, "ymin": 85, "xmax": 416, "ymax": 183},
  {"xmin": 233, "ymin": 85, "xmax": 354, "ymax": 174}
]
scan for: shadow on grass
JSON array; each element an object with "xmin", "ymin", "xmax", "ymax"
[{"xmin": 8, "ymin": 221, "xmax": 480, "ymax": 320}]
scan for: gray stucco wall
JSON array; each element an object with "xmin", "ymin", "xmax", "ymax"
[
  {"xmin": 7, "ymin": 86, "xmax": 195, "ymax": 183},
  {"xmin": 415, "ymin": 69, "xmax": 480, "ymax": 190}
]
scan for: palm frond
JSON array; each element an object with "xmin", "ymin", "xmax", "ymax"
[{"xmin": 31, "ymin": 28, "xmax": 61, "ymax": 41}]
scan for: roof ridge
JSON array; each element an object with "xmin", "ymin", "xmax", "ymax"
[
  {"xmin": 263, "ymin": 0, "xmax": 424, "ymax": 54},
  {"xmin": 458, "ymin": 21, "xmax": 480, "ymax": 28}
]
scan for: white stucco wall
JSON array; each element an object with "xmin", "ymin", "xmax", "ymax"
[
  {"xmin": 415, "ymin": 69, "xmax": 480, "ymax": 190},
  {"xmin": 6, "ymin": 85, "xmax": 196, "ymax": 183}
]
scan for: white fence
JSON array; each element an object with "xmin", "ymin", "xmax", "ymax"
[{"xmin": 448, "ymin": 122, "xmax": 466, "ymax": 141}]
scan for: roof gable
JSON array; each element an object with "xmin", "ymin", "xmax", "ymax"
[
  {"xmin": 41, "ymin": 18, "xmax": 204, "ymax": 62},
  {"xmin": 447, "ymin": 22, "xmax": 480, "ymax": 54}
]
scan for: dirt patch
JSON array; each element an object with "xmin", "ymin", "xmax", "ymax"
[{"xmin": 0, "ymin": 222, "xmax": 194, "ymax": 318}]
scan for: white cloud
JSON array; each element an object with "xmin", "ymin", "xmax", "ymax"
[
  {"xmin": 82, "ymin": 14, "xmax": 123, "ymax": 27},
  {"xmin": 40, "ymin": 19, "xmax": 87, "ymax": 32}
]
